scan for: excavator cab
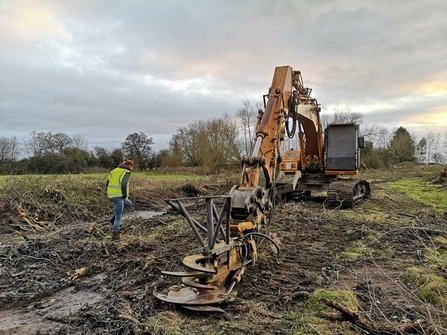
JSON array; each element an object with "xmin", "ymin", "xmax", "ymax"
[{"xmin": 324, "ymin": 123, "xmax": 364, "ymax": 174}]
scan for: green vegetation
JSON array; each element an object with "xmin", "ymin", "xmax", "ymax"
[
  {"xmin": 0, "ymin": 172, "xmax": 212, "ymax": 195},
  {"xmin": 2, "ymin": 108, "xmax": 446, "ymax": 179},
  {"xmin": 426, "ymin": 247, "xmax": 447, "ymax": 271},
  {"xmin": 341, "ymin": 206, "xmax": 389, "ymax": 224},
  {"xmin": 0, "ymin": 172, "xmax": 226, "ymax": 233},
  {"xmin": 340, "ymin": 241, "xmax": 372, "ymax": 262},
  {"xmin": 290, "ymin": 289, "xmax": 359, "ymax": 335},
  {"xmin": 141, "ymin": 172, "xmax": 202, "ymax": 180},
  {"xmin": 405, "ymin": 266, "xmax": 447, "ymax": 308},
  {"xmin": 0, "ymin": 175, "xmax": 7, "ymax": 186},
  {"xmin": 389, "ymin": 127, "xmax": 416, "ymax": 164},
  {"xmin": 303, "ymin": 288, "xmax": 358, "ymax": 312},
  {"xmin": 389, "ymin": 178, "xmax": 447, "ymax": 213},
  {"xmin": 1, "ymin": 174, "xmax": 111, "ymax": 224}
]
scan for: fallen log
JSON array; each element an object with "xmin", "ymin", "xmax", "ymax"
[{"xmin": 317, "ymin": 298, "xmax": 428, "ymax": 334}]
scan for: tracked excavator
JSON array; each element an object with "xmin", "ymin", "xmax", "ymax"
[{"xmin": 153, "ymin": 66, "xmax": 370, "ymax": 311}]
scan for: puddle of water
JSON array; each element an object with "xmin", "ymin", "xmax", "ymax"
[
  {"xmin": 0, "ymin": 280, "xmax": 109, "ymax": 333},
  {"xmin": 127, "ymin": 210, "xmax": 165, "ymax": 220}
]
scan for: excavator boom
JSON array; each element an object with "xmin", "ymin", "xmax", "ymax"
[{"xmin": 154, "ymin": 65, "xmax": 370, "ymax": 311}]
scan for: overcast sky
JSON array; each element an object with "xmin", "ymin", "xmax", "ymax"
[{"xmin": 1, "ymin": 0, "xmax": 447, "ymax": 153}]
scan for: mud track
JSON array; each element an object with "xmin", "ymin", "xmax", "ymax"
[{"xmin": 1, "ymin": 179, "xmax": 446, "ymax": 334}]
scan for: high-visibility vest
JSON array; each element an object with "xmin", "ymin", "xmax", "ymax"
[{"xmin": 107, "ymin": 167, "xmax": 130, "ymax": 198}]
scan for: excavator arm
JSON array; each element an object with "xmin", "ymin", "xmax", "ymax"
[
  {"xmin": 154, "ymin": 66, "xmax": 323, "ymax": 311},
  {"xmin": 230, "ymin": 66, "xmax": 316, "ymax": 232}
]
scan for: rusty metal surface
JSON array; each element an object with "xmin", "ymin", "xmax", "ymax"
[
  {"xmin": 153, "ymin": 286, "xmax": 228, "ymax": 306},
  {"xmin": 181, "ymin": 305, "xmax": 225, "ymax": 313},
  {"xmin": 182, "ymin": 255, "xmax": 216, "ymax": 274},
  {"xmin": 181, "ymin": 277, "xmax": 216, "ymax": 290},
  {"xmin": 160, "ymin": 271, "xmax": 209, "ymax": 277}
]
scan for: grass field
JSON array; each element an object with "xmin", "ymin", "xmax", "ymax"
[
  {"xmin": 1, "ymin": 164, "xmax": 444, "ymax": 209},
  {"xmin": 0, "ymin": 171, "xmax": 212, "ymax": 193}
]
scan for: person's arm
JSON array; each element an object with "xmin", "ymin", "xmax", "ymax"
[
  {"xmin": 106, "ymin": 171, "xmax": 112, "ymax": 187},
  {"xmin": 121, "ymin": 172, "xmax": 130, "ymax": 198}
]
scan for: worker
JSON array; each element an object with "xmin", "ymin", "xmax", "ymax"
[{"xmin": 106, "ymin": 158, "xmax": 134, "ymax": 240}]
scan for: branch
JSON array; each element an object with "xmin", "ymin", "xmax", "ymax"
[{"xmin": 317, "ymin": 298, "xmax": 429, "ymax": 334}]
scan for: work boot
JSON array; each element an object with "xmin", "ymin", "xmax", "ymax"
[{"xmin": 111, "ymin": 231, "xmax": 121, "ymax": 240}]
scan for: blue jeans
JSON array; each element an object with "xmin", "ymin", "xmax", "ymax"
[{"xmin": 110, "ymin": 197, "xmax": 132, "ymax": 232}]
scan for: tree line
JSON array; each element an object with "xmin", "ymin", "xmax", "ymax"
[
  {"xmin": 1, "ymin": 103, "xmax": 446, "ymax": 175},
  {"xmin": 0, "ymin": 131, "xmax": 157, "ymax": 174}
]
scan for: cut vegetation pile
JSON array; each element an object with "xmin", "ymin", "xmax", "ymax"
[{"xmin": 0, "ymin": 165, "xmax": 446, "ymax": 334}]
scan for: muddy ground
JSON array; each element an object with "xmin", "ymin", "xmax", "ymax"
[{"xmin": 0, "ymin": 171, "xmax": 446, "ymax": 334}]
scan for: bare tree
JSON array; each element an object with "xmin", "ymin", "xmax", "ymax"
[
  {"xmin": 202, "ymin": 114, "xmax": 241, "ymax": 168},
  {"xmin": 332, "ymin": 106, "xmax": 364, "ymax": 124},
  {"xmin": 72, "ymin": 134, "xmax": 89, "ymax": 151},
  {"xmin": 416, "ymin": 137, "xmax": 427, "ymax": 164},
  {"xmin": 171, "ymin": 126, "xmax": 201, "ymax": 167},
  {"xmin": 426, "ymin": 130, "xmax": 436, "ymax": 164},
  {"xmin": 23, "ymin": 131, "xmax": 51, "ymax": 157},
  {"xmin": 37, "ymin": 132, "xmax": 57, "ymax": 155},
  {"xmin": 236, "ymin": 100, "xmax": 260, "ymax": 157},
  {"xmin": 169, "ymin": 115, "xmax": 241, "ymax": 171},
  {"xmin": 443, "ymin": 132, "xmax": 447, "ymax": 162},
  {"xmin": 359, "ymin": 124, "xmax": 381, "ymax": 144},
  {"xmin": 321, "ymin": 106, "xmax": 364, "ymax": 132},
  {"xmin": 0, "ymin": 136, "xmax": 20, "ymax": 162},
  {"xmin": 24, "ymin": 131, "xmax": 76, "ymax": 157},
  {"xmin": 431, "ymin": 131, "xmax": 442, "ymax": 164},
  {"xmin": 320, "ymin": 109, "xmax": 331, "ymax": 131},
  {"xmin": 373, "ymin": 127, "xmax": 391, "ymax": 149},
  {"xmin": 23, "ymin": 131, "xmax": 40, "ymax": 157},
  {"xmin": 322, "ymin": 107, "xmax": 387, "ymax": 148}
]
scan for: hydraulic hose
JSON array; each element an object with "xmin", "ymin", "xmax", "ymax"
[
  {"xmin": 286, "ymin": 90, "xmax": 298, "ymax": 138},
  {"xmin": 243, "ymin": 232, "xmax": 280, "ymax": 255}
]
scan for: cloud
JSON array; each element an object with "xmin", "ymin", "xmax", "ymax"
[{"xmin": 1, "ymin": 0, "xmax": 447, "ymax": 155}]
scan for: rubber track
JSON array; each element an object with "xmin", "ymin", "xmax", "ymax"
[{"xmin": 327, "ymin": 179, "xmax": 370, "ymax": 209}]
